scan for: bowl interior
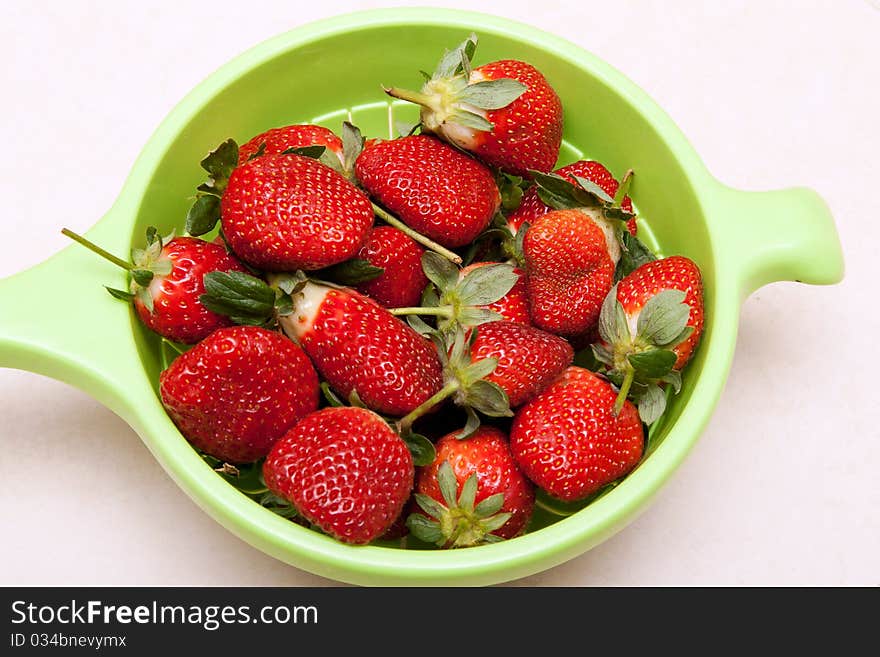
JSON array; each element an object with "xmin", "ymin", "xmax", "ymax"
[{"xmin": 127, "ymin": 21, "xmax": 714, "ymax": 539}]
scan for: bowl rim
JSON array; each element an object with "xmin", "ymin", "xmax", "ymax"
[{"xmin": 105, "ymin": 7, "xmax": 738, "ymax": 585}]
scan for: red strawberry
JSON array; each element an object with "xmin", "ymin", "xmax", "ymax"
[
  {"xmin": 353, "ymin": 225, "xmax": 428, "ymax": 308},
  {"xmin": 509, "ymin": 160, "xmax": 637, "ymax": 236},
  {"xmin": 460, "ymin": 262, "xmax": 530, "ymax": 325},
  {"xmin": 386, "ymin": 36, "xmax": 562, "ymax": 176},
  {"xmin": 221, "ymin": 153, "xmax": 374, "ymax": 271},
  {"xmin": 263, "ymin": 407, "xmax": 414, "ymax": 544},
  {"xmin": 237, "ymin": 124, "xmax": 343, "ymax": 164},
  {"xmin": 62, "ymin": 227, "xmax": 248, "ymax": 344},
  {"xmin": 279, "ymin": 281, "xmax": 444, "ymax": 417},
  {"xmin": 355, "ymin": 134, "xmax": 500, "ymax": 248},
  {"xmin": 409, "ymin": 426, "xmax": 534, "ymax": 546},
  {"xmin": 523, "ymin": 208, "xmax": 618, "ymax": 337},
  {"xmin": 159, "ymin": 326, "xmax": 320, "ymax": 463},
  {"xmin": 510, "ymin": 366, "xmax": 644, "ymax": 501},
  {"xmin": 470, "ymin": 321, "xmax": 573, "ymax": 407},
  {"xmin": 591, "ymin": 256, "xmax": 704, "ymax": 424}
]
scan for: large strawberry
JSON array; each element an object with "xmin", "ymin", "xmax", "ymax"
[
  {"xmin": 351, "ymin": 225, "xmax": 428, "ymax": 308},
  {"xmin": 592, "ymin": 255, "xmax": 704, "ymax": 424},
  {"xmin": 62, "ymin": 226, "xmax": 247, "ymax": 344},
  {"xmin": 219, "ymin": 154, "xmax": 373, "ymax": 271},
  {"xmin": 523, "ymin": 208, "xmax": 618, "ymax": 337},
  {"xmin": 385, "ymin": 34, "xmax": 563, "ymax": 176},
  {"xmin": 509, "ymin": 160, "xmax": 637, "ymax": 236},
  {"xmin": 237, "ymin": 123, "xmax": 343, "ymax": 163},
  {"xmin": 510, "ymin": 366, "xmax": 644, "ymax": 501},
  {"xmin": 460, "ymin": 262, "xmax": 530, "ymax": 325},
  {"xmin": 159, "ymin": 325, "xmax": 320, "ymax": 463},
  {"xmin": 408, "ymin": 426, "xmax": 534, "ymax": 546},
  {"xmin": 355, "ymin": 134, "xmax": 501, "ymax": 248},
  {"xmin": 263, "ymin": 406, "xmax": 414, "ymax": 544},
  {"xmin": 469, "ymin": 321, "xmax": 573, "ymax": 407}
]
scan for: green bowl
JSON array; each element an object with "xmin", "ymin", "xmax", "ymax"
[{"xmin": 0, "ymin": 9, "xmax": 843, "ymax": 586}]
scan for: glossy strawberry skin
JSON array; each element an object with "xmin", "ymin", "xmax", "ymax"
[
  {"xmin": 355, "ymin": 135, "xmax": 501, "ymax": 248},
  {"xmin": 508, "ymin": 160, "xmax": 637, "ymax": 236},
  {"xmin": 354, "ymin": 226, "xmax": 428, "ymax": 308},
  {"xmin": 237, "ymin": 124, "xmax": 343, "ymax": 164},
  {"xmin": 524, "ymin": 209, "xmax": 615, "ymax": 337},
  {"xmin": 133, "ymin": 237, "xmax": 248, "ymax": 344},
  {"xmin": 263, "ymin": 407, "xmax": 414, "ymax": 545},
  {"xmin": 221, "ymin": 154, "xmax": 373, "ymax": 271},
  {"xmin": 616, "ymin": 256, "xmax": 705, "ymax": 369},
  {"xmin": 291, "ymin": 287, "xmax": 444, "ymax": 417},
  {"xmin": 159, "ymin": 326, "xmax": 320, "ymax": 463},
  {"xmin": 468, "ymin": 60, "xmax": 563, "ymax": 177},
  {"xmin": 470, "ymin": 321, "xmax": 573, "ymax": 407},
  {"xmin": 461, "ymin": 262, "xmax": 530, "ymax": 325},
  {"xmin": 510, "ymin": 367, "xmax": 644, "ymax": 501},
  {"xmin": 416, "ymin": 427, "xmax": 534, "ymax": 539}
]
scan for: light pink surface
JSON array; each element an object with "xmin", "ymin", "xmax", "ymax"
[{"xmin": 1, "ymin": 0, "xmax": 877, "ymax": 586}]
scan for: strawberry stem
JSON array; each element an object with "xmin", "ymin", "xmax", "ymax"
[
  {"xmin": 389, "ymin": 306, "xmax": 453, "ymax": 318},
  {"xmin": 62, "ymin": 228, "xmax": 132, "ymax": 271},
  {"xmin": 371, "ymin": 203, "xmax": 462, "ymax": 264},
  {"xmin": 613, "ymin": 169, "xmax": 634, "ymax": 207},
  {"xmin": 383, "ymin": 86, "xmax": 439, "ymax": 112},
  {"xmin": 613, "ymin": 366, "xmax": 635, "ymax": 416},
  {"xmin": 397, "ymin": 381, "xmax": 460, "ymax": 433}
]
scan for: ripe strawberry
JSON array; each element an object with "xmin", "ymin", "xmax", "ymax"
[
  {"xmin": 509, "ymin": 160, "xmax": 637, "ymax": 236},
  {"xmin": 385, "ymin": 35, "xmax": 563, "ymax": 176},
  {"xmin": 408, "ymin": 426, "xmax": 534, "ymax": 546},
  {"xmin": 460, "ymin": 262, "xmax": 530, "ymax": 325},
  {"xmin": 279, "ymin": 281, "xmax": 444, "ymax": 417},
  {"xmin": 62, "ymin": 227, "xmax": 248, "ymax": 344},
  {"xmin": 353, "ymin": 225, "xmax": 428, "ymax": 308},
  {"xmin": 221, "ymin": 153, "xmax": 373, "ymax": 271},
  {"xmin": 237, "ymin": 124, "xmax": 343, "ymax": 163},
  {"xmin": 469, "ymin": 321, "xmax": 573, "ymax": 407},
  {"xmin": 523, "ymin": 209, "xmax": 617, "ymax": 337},
  {"xmin": 159, "ymin": 326, "xmax": 320, "ymax": 463},
  {"xmin": 263, "ymin": 407, "xmax": 414, "ymax": 544},
  {"xmin": 355, "ymin": 134, "xmax": 501, "ymax": 248},
  {"xmin": 510, "ymin": 366, "xmax": 644, "ymax": 501},
  {"xmin": 592, "ymin": 256, "xmax": 704, "ymax": 424}
]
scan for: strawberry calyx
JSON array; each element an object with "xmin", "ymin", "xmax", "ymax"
[
  {"xmin": 383, "ymin": 33, "xmax": 527, "ymax": 145},
  {"xmin": 591, "ymin": 284, "xmax": 694, "ymax": 424},
  {"xmin": 62, "ymin": 225, "xmax": 174, "ymax": 313},
  {"xmin": 407, "ymin": 461, "xmax": 512, "ymax": 548},
  {"xmin": 389, "ymin": 252, "xmax": 518, "ymax": 336}
]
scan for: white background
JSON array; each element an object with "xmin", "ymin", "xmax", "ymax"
[{"xmin": 1, "ymin": 1, "xmax": 877, "ymax": 586}]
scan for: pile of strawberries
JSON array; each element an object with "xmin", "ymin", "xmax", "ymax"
[{"xmin": 65, "ymin": 35, "xmax": 704, "ymax": 548}]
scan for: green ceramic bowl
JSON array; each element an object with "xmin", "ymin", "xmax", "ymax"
[{"xmin": 0, "ymin": 9, "xmax": 843, "ymax": 586}]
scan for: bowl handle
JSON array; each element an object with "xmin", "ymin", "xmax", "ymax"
[
  {"xmin": 0, "ymin": 210, "xmax": 144, "ymax": 418},
  {"xmin": 709, "ymin": 183, "xmax": 845, "ymax": 298}
]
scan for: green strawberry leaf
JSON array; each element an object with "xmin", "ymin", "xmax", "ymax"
[
  {"xmin": 456, "ymin": 406, "xmax": 482, "ymax": 440},
  {"xmin": 406, "ymin": 512, "xmax": 444, "ymax": 544},
  {"xmin": 459, "ymin": 78, "xmax": 527, "ymax": 110},
  {"xmin": 458, "ymin": 473, "xmax": 478, "ymax": 511},
  {"xmin": 451, "ymin": 109, "xmax": 494, "ymax": 132},
  {"xmin": 627, "ymin": 349, "xmax": 677, "ymax": 380},
  {"xmin": 473, "ymin": 493, "xmax": 505, "ymax": 518},
  {"xmin": 407, "ymin": 314, "xmax": 436, "ymax": 336},
  {"xmin": 433, "ymin": 33, "xmax": 478, "ymax": 79},
  {"xmin": 319, "ymin": 258, "xmax": 384, "ymax": 285},
  {"xmin": 199, "ymin": 138, "xmax": 239, "ymax": 195},
  {"xmin": 571, "ymin": 175, "xmax": 614, "ymax": 204},
  {"xmin": 320, "ymin": 382, "xmax": 345, "ymax": 408},
  {"xmin": 636, "ymin": 383, "xmax": 667, "ymax": 425},
  {"xmin": 661, "ymin": 369, "xmax": 683, "ymax": 394},
  {"xmin": 136, "ymin": 286, "xmax": 154, "ymax": 313},
  {"xmin": 105, "ymin": 286, "xmax": 134, "ymax": 302},
  {"xmin": 395, "ymin": 120, "xmax": 421, "ymax": 137},
  {"xmin": 421, "ymin": 251, "xmax": 459, "ymax": 292},
  {"xmin": 282, "ymin": 144, "xmax": 327, "ymax": 159},
  {"xmin": 404, "ymin": 433, "xmax": 436, "ymax": 467},
  {"xmin": 597, "ymin": 284, "xmax": 630, "ymax": 345},
  {"xmin": 185, "ymin": 194, "xmax": 222, "ymax": 237},
  {"xmin": 497, "ymin": 172, "xmax": 529, "ymax": 212},
  {"xmin": 437, "ymin": 461, "xmax": 459, "ymax": 507},
  {"xmin": 463, "ymin": 380, "xmax": 512, "ymax": 418},
  {"xmin": 462, "ymin": 356, "xmax": 499, "ymax": 383},
  {"xmin": 636, "ymin": 289, "xmax": 690, "ymax": 345},
  {"xmin": 456, "ymin": 262, "xmax": 517, "ymax": 306},
  {"xmin": 341, "ymin": 121, "xmax": 364, "ymax": 175},
  {"xmin": 456, "ymin": 306, "xmax": 503, "ymax": 327},
  {"xmin": 614, "ymin": 231, "xmax": 657, "ymax": 281},
  {"xmin": 200, "ymin": 271, "xmax": 276, "ymax": 324}
]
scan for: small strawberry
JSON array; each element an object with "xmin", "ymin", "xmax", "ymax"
[
  {"xmin": 237, "ymin": 123, "xmax": 344, "ymax": 164},
  {"xmin": 469, "ymin": 321, "xmax": 573, "ymax": 407},
  {"xmin": 351, "ymin": 225, "xmax": 428, "ymax": 308},
  {"xmin": 385, "ymin": 34, "xmax": 563, "ymax": 176},
  {"xmin": 355, "ymin": 134, "xmax": 501, "ymax": 248},
  {"xmin": 408, "ymin": 426, "xmax": 535, "ymax": 546},
  {"xmin": 220, "ymin": 154, "xmax": 374, "ymax": 271},
  {"xmin": 460, "ymin": 261, "xmax": 530, "ymax": 325},
  {"xmin": 510, "ymin": 366, "xmax": 644, "ymax": 502},
  {"xmin": 62, "ymin": 226, "xmax": 248, "ymax": 344},
  {"xmin": 509, "ymin": 160, "xmax": 637, "ymax": 236},
  {"xmin": 263, "ymin": 406, "xmax": 414, "ymax": 544},
  {"xmin": 523, "ymin": 208, "xmax": 617, "ymax": 337},
  {"xmin": 592, "ymin": 255, "xmax": 704, "ymax": 424},
  {"xmin": 159, "ymin": 325, "xmax": 320, "ymax": 463}
]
